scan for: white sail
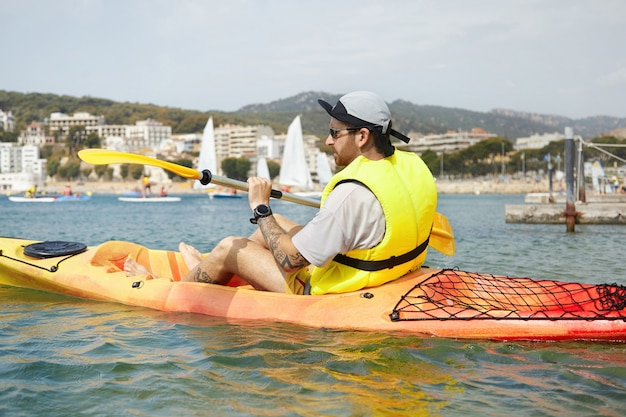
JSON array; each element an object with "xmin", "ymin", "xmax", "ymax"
[
  {"xmin": 194, "ymin": 116, "xmax": 217, "ymax": 190},
  {"xmin": 279, "ymin": 115, "xmax": 313, "ymax": 189},
  {"xmin": 257, "ymin": 157, "xmax": 271, "ymax": 180},
  {"xmin": 316, "ymin": 152, "xmax": 333, "ymax": 185}
]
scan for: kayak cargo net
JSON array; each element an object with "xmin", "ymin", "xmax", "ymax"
[{"xmin": 390, "ymin": 269, "xmax": 626, "ymax": 321}]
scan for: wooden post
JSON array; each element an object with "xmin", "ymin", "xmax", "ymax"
[{"xmin": 564, "ymin": 127, "xmax": 577, "ymax": 232}]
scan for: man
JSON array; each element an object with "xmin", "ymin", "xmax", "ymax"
[{"xmin": 125, "ymin": 91, "xmax": 437, "ymax": 295}]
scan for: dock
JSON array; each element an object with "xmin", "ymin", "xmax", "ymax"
[{"xmin": 505, "ymin": 193, "xmax": 626, "ymax": 224}]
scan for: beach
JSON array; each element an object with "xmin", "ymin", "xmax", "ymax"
[{"xmin": 37, "ymin": 177, "xmax": 551, "ymax": 196}]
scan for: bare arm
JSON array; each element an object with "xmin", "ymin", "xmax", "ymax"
[
  {"xmin": 247, "ymin": 177, "xmax": 310, "ymax": 272},
  {"xmin": 257, "ymin": 216, "xmax": 309, "ymax": 272}
]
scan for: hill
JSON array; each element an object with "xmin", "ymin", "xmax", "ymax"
[{"xmin": 1, "ymin": 90, "xmax": 625, "ymax": 142}]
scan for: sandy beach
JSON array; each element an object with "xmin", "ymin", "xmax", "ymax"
[{"xmin": 36, "ymin": 177, "xmax": 551, "ymax": 196}]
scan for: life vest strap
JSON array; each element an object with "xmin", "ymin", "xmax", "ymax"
[{"xmin": 333, "ymin": 235, "xmax": 430, "ymax": 272}]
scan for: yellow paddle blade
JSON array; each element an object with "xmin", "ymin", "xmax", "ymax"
[
  {"xmin": 430, "ymin": 212, "xmax": 455, "ymax": 256},
  {"xmin": 78, "ymin": 149, "xmax": 203, "ymax": 181}
]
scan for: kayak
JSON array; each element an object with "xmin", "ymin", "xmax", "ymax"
[
  {"xmin": 8, "ymin": 196, "xmax": 57, "ymax": 203},
  {"xmin": 118, "ymin": 196, "xmax": 181, "ymax": 202},
  {"xmin": 1, "ymin": 236, "xmax": 625, "ymax": 341},
  {"xmin": 8, "ymin": 195, "xmax": 91, "ymax": 203}
]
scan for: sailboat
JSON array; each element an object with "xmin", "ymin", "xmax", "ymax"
[
  {"xmin": 194, "ymin": 116, "xmax": 217, "ymax": 191},
  {"xmin": 257, "ymin": 157, "xmax": 271, "ymax": 180},
  {"xmin": 278, "ymin": 115, "xmax": 313, "ymax": 191},
  {"xmin": 316, "ymin": 152, "xmax": 333, "ymax": 186}
]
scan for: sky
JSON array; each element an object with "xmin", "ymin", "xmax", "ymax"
[{"xmin": 2, "ymin": 0, "xmax": 626, "ymax": 119}]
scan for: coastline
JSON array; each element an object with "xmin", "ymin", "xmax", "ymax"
[{"xmin": 33, "ymin": 177, "xmax": 552, "ymax": 196}]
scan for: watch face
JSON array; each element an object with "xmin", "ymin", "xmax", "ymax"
[{"xmin": 256, "ymin": 204, "xmax": 270, "ymax": 215}]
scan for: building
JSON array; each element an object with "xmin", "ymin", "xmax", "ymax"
[
  {"xmin": 514, "ymin": 132, "xmax": 565, "ymax": 151},
  {"xmin": 19, "ymin": 122, "xmax": 55, "ymax": 146},
  {"xmin": 82, "ymin": 119, "xmax": 172, "ymax": 152},
  {"xmin": 399, "ymin": 128, "xmax": 497, "ymax": 154},
  {"xmin": 213, "ymin": 124, "xmax": 275, "ymax": 175},
  {"xmin": 49, "ymin": 112, "xmax": 105, "ymax": 138},
  {"xmin": 0, "ymin": 109, "xmax": 15, "ymax": 132},
  {"xmin": 0, "ymin": 143, "xmax": 47, "ymax": 192}
]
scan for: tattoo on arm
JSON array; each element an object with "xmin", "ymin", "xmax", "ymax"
[{"xmin": 259, "ymin": 216, "xmax": 309, "ymax": 270}]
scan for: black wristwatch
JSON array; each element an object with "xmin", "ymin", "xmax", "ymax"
[{"xmin": 250, "ymin": 204, "xmax": 272, "ymax": 224}]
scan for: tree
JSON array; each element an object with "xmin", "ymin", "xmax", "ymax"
[
  {"xmin": 66, "ymin": 125, "xmax": 86, "ymax": 155},
  {"xmin": 81, "ymin": 167, "xmax": 93, "ymax": 179},
  {"xmin": 120, "ymin": 164, "xmax": 129, "ymax": 180},
  {"xmin": 222, "ymin": 157, "xmax": 251, "ymax": 181},
  {"xmin": 130, "ymin": 165, "xmax": 144, "ymax": 180},
  {"xmin": 57, "ymin": 159, "xmax": 81, "ymax": 180},
  {"xmin": 46, "ymin": 157, "xmax": 60, "ymax": 178},
  {"xmin": 420, "ymin": 149, "xmax": 439, "ymax": 175},
  {"xmin": 94, "ymin": 165, "xmax": 110, "ymax": 180},
  {"xmin": 84, "ymin": 132, "xmax": 101, "ymax": 148},
  {"xmin": 267, "ymin": 160, "xmax": 281, "ymax": 179}
]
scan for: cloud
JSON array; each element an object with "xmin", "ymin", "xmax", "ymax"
[{"xmin": 597, "ymin": 67, "xmax": 626, "ymax": 87}]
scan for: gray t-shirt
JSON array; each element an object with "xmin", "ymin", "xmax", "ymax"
[{"xmin": 292, "ymin": 182, "xmax": 385, "ymax": 267}]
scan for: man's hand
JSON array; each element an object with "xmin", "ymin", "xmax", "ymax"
[{"xmin": 247, "ymin": 177, "xmax": 272, "ymax": 209}]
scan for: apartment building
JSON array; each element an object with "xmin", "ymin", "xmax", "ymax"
[
  {"xmin": 514, "ymin": 132, "xmax": 564, "ymax": 151},
  {"xmin": 0, "ymin": 143, "xmax": 47, "ymax": 191},
  {"xmin": 212, "ymin": 124, "xmax": 276, "ymax": 175},
  {"xmin": 399, "ymin": 128, "xmax": 497, "ymax": 154},
  {"xmin": 49, "ymin": 112, "xmax": 105, "ymax": 137}
]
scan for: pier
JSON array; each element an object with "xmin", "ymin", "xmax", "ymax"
[{"xmin": 505, "ymin": 195, "xmax": 626, "ymax": 224}]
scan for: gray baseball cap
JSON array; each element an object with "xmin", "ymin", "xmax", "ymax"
[{"xmin": 318, "ymin": 91, "xmax": 411, "ymax": 156}]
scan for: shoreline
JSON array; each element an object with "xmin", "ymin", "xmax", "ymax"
[{"xmin": 32, "ymin": 177, "xmax": 553, "ymax": 196}]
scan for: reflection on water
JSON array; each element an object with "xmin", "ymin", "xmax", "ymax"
[{"xmin": 1, "ymin": 194, "xmax": 625, "ymax": 416}]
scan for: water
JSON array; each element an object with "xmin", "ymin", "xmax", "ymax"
[{"xmin": 1, "ymin": 193, "xmax": 625, "ymax": 416}]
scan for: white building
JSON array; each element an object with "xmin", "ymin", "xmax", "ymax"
[
  {"xmin": 49, "ymin": 112, "xmax": 105, "ymax": 137},
  {"xmin": 19, "ymin": 122, "xmax": 54, "ymax": 146},
  {"xmin": 400, "ymin": 128, "xmax": 497, "ymax": 154},
  {"xmin": 213, "ymin": 124, "xmax": 275, "ymax": 174},
  {"xmin": 515, "ymin": 132, "xmax": 565, "ymax": 151},
  {"xmin": 0, "ymin": 143, "xmax": 47, "ymax": 192},
  {"xmin": 0, "ymin": 109, "xmax": 15, "ymax": 132}
]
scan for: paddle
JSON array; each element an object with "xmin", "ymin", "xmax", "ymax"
[{"xmin": 78, "ymin": 148, "xmax": 455, "ymax": 255}]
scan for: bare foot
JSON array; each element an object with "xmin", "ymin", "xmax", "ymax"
[
  {"xmin": 124, "ymin": 258, "xmax": 153, "ymax": 278},
  {"xmin": 179, "ymin": 242, "xmax": 203, "ymax": 270}
]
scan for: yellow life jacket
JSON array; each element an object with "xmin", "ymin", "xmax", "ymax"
[{"xmin": 309, "ymin": 150, "xmax": 437, "ymax": 295}]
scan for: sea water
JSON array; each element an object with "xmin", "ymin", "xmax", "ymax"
[{"xmin": 1, "ymin": 193, "xmax": 625, "ymax": 416}]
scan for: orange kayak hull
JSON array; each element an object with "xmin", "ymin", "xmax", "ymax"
[{"xmin": 1, "ymin": 237, "xmax": 625, "ymax": 342}]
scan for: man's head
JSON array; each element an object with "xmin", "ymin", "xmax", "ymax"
[{"xmin": 318, "ymin": 91, "xmax": 410, "ymax": 157}]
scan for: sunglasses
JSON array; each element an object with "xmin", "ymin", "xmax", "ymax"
[{"xmin": 329, "ymin": 127, "xmax": 361, "ymax": 139}]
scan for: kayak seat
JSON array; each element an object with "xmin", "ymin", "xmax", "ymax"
[
  {"xmin": 90, "ymin": 241, "xmax": 189, "ymax": 281},
  {"xmin": 24, "ymin": 241, "xmax": 87, "ymax": 259}
]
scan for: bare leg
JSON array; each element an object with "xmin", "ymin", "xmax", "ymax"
[
  {"xmin": 182, "ymin": 236, "xmax": 288, "ymax": 292},
  {"xmin": 179, "ymin": 242, "xmax": 203, "ymax": 270}
]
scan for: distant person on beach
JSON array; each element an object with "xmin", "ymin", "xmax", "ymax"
[
  {"xmin": 62, "ymin": 184, "xmax": 73, "ymax": 196},
  {"xmin": 142, "ymin": 175, "xmax": 152, "ymax": 197},
  {"xmin": 25, "ymin": 185, "xmax": 37, "ymax": 198},
  {"xmin": 124, "ymin": 91, "xmax": 438, "ymax": 295}
]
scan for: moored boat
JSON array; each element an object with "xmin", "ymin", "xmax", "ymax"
[
  {"xmin": 8, "ymin": 194, "xmax": 91, "ymax": 203},
  {"xmin": 118, "ymin": 196, "xmax": 181, "ymax": 202},
  {"xmin": 1, "ymin": 236, "xmax": 625, "ymax": 342}
]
